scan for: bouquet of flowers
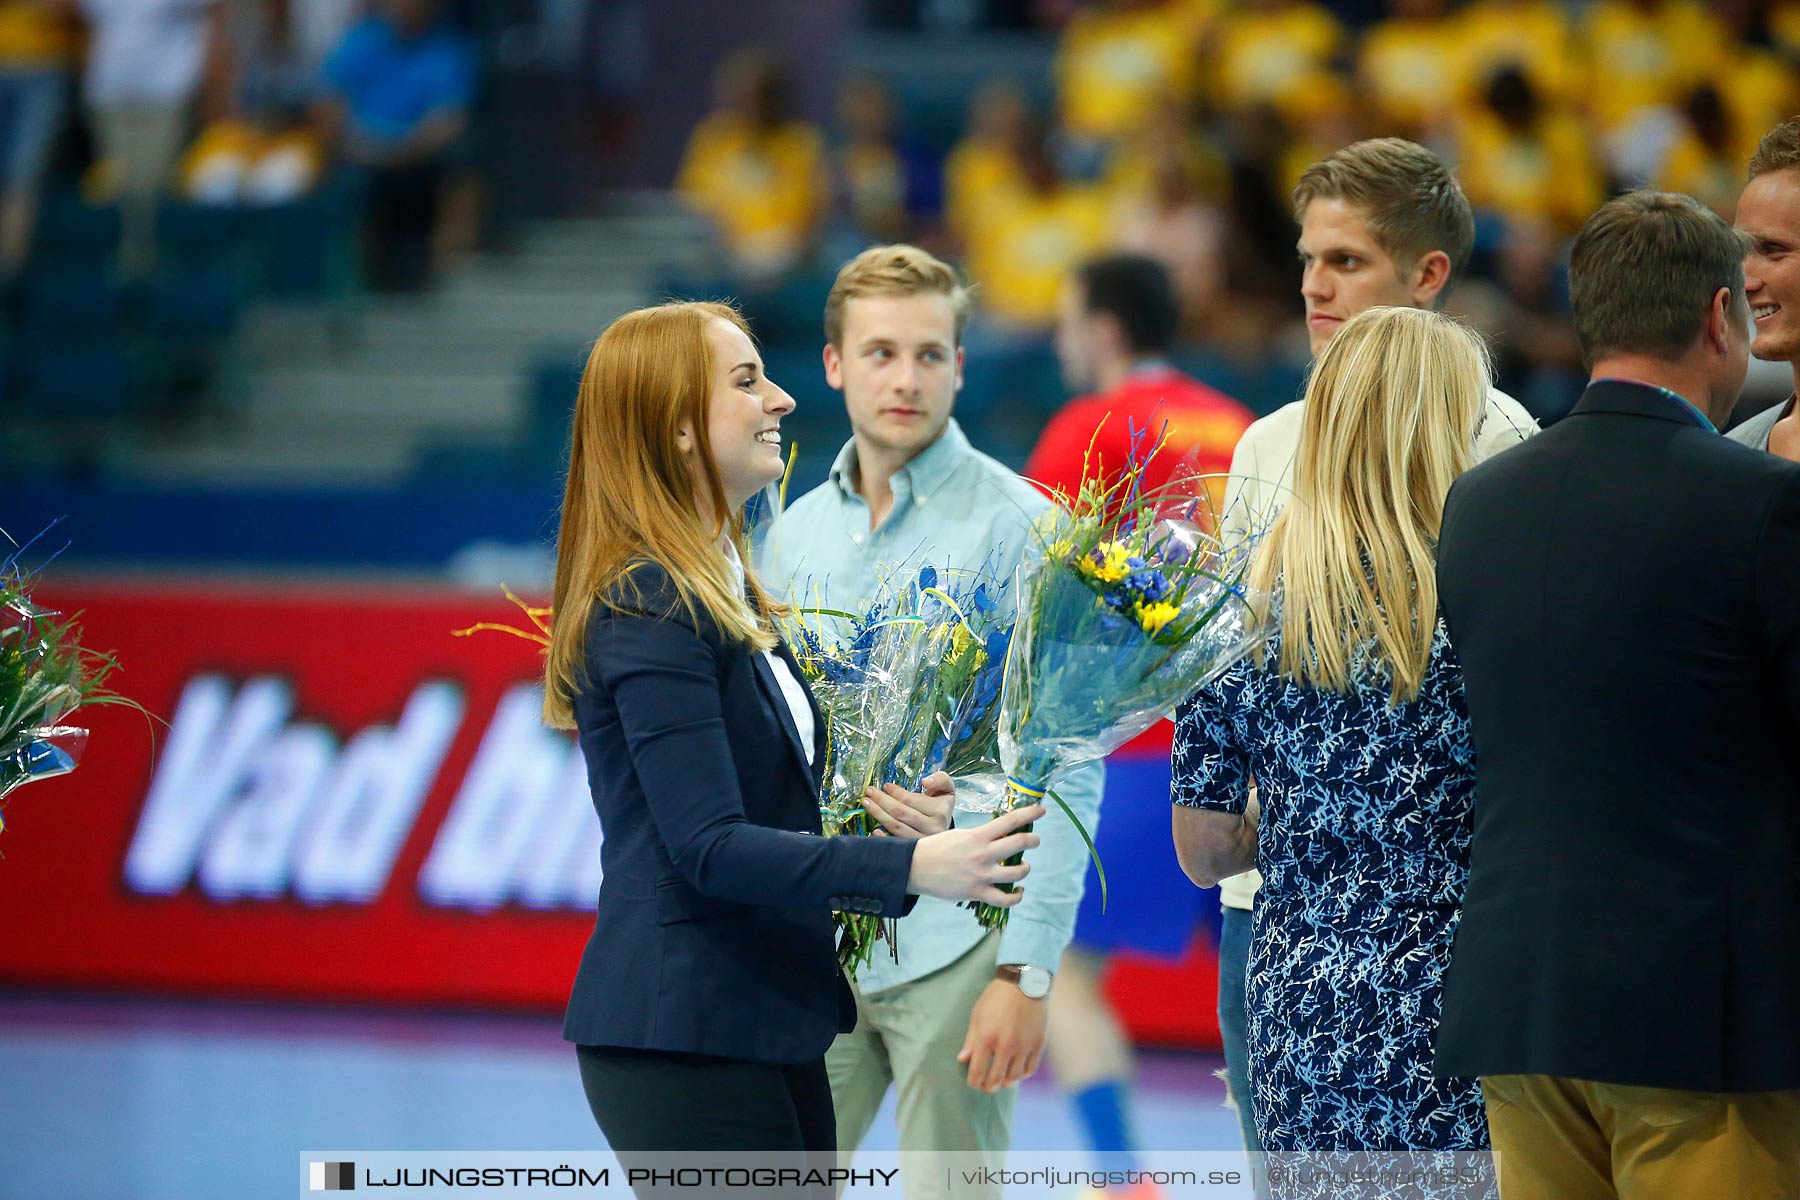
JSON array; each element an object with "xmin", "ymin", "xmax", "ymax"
[
  {"xmin": 967, "ymin": 434, "xmax": 1269, "ymax": 928},
  {"xmin": 0, "ymin": 528, "xmax": 136, "ymax": 833},
  {"xmin": 781, "ymin": 564, "xmax": 1013, "ymax": 975}
]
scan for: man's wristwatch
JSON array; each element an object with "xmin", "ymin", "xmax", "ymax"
[{"xmin": 998, "ymin": 963, "xmax": 1052, "ymax": 999}]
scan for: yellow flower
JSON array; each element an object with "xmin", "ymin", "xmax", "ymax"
[
  {"xmin": 1137, "ymin": 601, "xmax": 1179, "ymax": 635},
  {"xmin": 1048, "ymin": 538, "xmax": 1075, "ymax": 561},
  {"xmin": 1091, "ymin": 541, "xmax": 1132, "ymax": 583},
  {"xmin": 950, "ymin": 623, "xmax": 976, "ymax": 657}
]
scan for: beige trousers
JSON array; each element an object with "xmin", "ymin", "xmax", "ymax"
[
  {"xmin": 89, "ymin": 101, "xmax": 189, "ymax": 273},
  {"xmin": 1483, "ymin": 1073, "xmax": 1800, "ymax": 1200},
  {"xmin": 828, "ymin": 930, "xmax": 1014, "ymax": 1200}
]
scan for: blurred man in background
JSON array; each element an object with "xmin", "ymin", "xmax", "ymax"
[
  {"xmin": 0, "ymin": 0, "xmax": 75, "ymax": 273},
  {"xmin": 1026, "ymin": 251, "xmax": 1253, "ymax": 1200},
  {"xmin": 78, "ymin": 0, "xmax": 227, "ymax": 273},
  {"xmin": 317, "ymin": 0, "xmax": 475, "ymax": 291}
]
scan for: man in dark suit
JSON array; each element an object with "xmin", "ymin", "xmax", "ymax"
[{"xmin": 1433, "ymin": 190, "xmax": 1800, "ymax": 1198}]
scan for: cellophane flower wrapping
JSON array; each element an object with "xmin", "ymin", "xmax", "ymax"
[
  {"xmin": 781, "ymin": 564, "xmax": 1009, "ymax": 976},
  {"xmin": 0, "ymin": 528, "xmax": 132, "ymax": 830},
  {"xmin": 967, "ymin": 464, "xmax": 1270, "ymax": 928}
]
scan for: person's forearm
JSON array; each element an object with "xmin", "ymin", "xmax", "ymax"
[
  {"xmin": 1172, "ymin": 797, "xmax": 1257, "ymax": 889},
  {"xmin": 1189, "ymin": 823, "xmax": 1254, "ymax": 888}
]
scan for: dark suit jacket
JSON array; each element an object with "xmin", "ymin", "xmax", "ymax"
[
  {"xmin": 562, "ymin": 559, "xmax": 916, "ymax": 1064},
  {"xmin": 1434, "ymin": 379, "xmax": 1800, "ymax": 1092}
]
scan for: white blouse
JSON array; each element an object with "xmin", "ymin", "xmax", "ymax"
[{"xmin": 722, "ymin": 542, "xmax": 815, "ymax": 766}]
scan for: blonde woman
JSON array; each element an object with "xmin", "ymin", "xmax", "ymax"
[
  {"xmin": 1170, "ymin": 307, "xmax": 1494, "ymax": 1168},
  {"xmin": 545, "ymin": 300, "xmax": 1043, "ymax": 1154}
]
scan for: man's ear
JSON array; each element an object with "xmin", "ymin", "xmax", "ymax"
[
  {"xmin": 1708, "ymin": 287, "xmax": 1734, "ymax": 355},
  {"xmin": 1412, "ymin": 250, "xmax": 1453, "ymax": 308},
  {"xmin": 954, "ymin": 344, "xmax": 966, "ymax": 393},
  {"xmin": 823, "ymin": 342, "xmax": 844, "ymax": 391}
]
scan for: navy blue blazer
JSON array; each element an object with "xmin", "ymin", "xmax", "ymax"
[
  {"xmin": 1434, "ymin": 380, "xmax": 1800, "ymax": 1092},
  {"xmin": 562, "ymin": 559, "xmax": 916, "ymax": 1064}
]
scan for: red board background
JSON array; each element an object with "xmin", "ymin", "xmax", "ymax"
[{"xmin": 0, "ymin": 582, "xmax": 1221, "ymax": 1048}]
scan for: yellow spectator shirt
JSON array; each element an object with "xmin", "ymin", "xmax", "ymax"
[
  {"xmin": 1208, "ymin": 2, "xmax": 1345, "ymax": 118},
  {"xmin": 1056, "ymin": 2, "xmax": 1201, "ymax": 141},
  {"xmin": 1358, "ymin": 14, "xmax": 1461, "ymax": 130},
  {"xmin": 676, "ymin": 112, "xmax": 827, "ymax": 265},
  {"xmin": 0, "ymin": 2, "xmax": 74, "ymax": 65},
  {"xmin": 1454, "ymin": 1, "xmax": 1583, "ymax": 110},
  {"xmin": 964, "ymin": 184, "xmax": 1111, "ymax": 328},
  {"xmin": 1456, "ymin": 108, "xmax": 1603, "ymax": 233},
  {"xmin": 1722, "ymin": 47, "xmax": 1798, "ymax": 165},
  {"xmin": 1657, "ymin": 132, "xmax": 1741, "ymax": 218},
  {"xmin": 943, "ymin": 135, "xmax": 1027, "ymax": 245},
  {"xmin": 1583, "ymin": 0, "xmax": 1726, "ymax": 132}
]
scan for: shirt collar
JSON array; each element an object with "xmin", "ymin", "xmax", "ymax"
[
  {"xmin": 721, "ymin": 538, "xmax": 746, "ymax": 592},
  {"xmin": 826, "ymin": 418, "xmax": 973, "ymax": 506},
  {"xmin": 1124, "ymin": 359, "xmax": 1176, "ymax": 380},
  {"xmin": 1592, "ymin": 377, "xmax": 1718, "ymax": 433}
]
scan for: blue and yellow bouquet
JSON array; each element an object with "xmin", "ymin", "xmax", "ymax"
[
  {"xmin": 0, "ymin": 528, "xmax": 135, "ymax": 832},
  {"xmin": 782, "ymin": 565, "xmax": 1010, "ymax": 974},
  {"xmin": 970, "ymin": 443, "xmax": 1267, "ymax": 928}
]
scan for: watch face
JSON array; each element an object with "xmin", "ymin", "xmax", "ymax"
[{"xmin": 1018, "ymin": 968, "xmax": 1050, "ymax": 999}]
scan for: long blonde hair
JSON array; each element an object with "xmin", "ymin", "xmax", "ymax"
[
  {"xmin": 543, "ymin": 300, "xmax": 785, "ymax": 728},
  {"xmin": 1248, "ymin": 306, "xmax": 1490, "ymax": 703}
]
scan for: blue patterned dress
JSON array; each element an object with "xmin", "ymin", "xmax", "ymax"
[{"xmin": 1173, "ymin": 610, "xmax": 1490, "ymax": 1177}]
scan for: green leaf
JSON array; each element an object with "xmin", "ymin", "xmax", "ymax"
[{"xmin": 1045, "ymin": 786, "xmax": 1106, "ymax": 912}]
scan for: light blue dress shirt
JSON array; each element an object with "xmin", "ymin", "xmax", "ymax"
[{"xmin": 757, "ymin": 419, "xmax": 1105, "ymax": 993}]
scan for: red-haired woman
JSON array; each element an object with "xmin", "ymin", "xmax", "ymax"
[{"xmin": 545, "ymin": 300, "xmax": 1042, "ymax": 1156}]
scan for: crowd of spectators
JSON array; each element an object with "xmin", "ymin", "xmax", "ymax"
[
  {"xmin": 674, "ymin": 0, "xmax": 1800, "ymax": 423},
  {"xmin": 0, "ymin": 0, "xmax": 478, "ymax": 291}
]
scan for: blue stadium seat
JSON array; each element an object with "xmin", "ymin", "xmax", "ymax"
[
  {"xmin": 17, "ymin": 341, "xmax": 133, "ymax": 421},
  {"xmin": 156, "ymin": 203, "xmax": 243, "ymax": 270},
  {"xmin": 147, "ymin": 265, "xmax": 244, "ymax": 342},
  {"xmin": 18, "ymin": 271, "xmax": 130, "ymax": 347},
  {"xmin": 413, "ymin": 441, "xmax": 520, "ymax": 482},
  {"xmin": 30, "ymin": 195, "xmax": 120, "ymax": 273},
  {"xmin": 247, "ymin": 179, "xmax": 360, "ymax": 299},
  {"xmin": 523, "ymin": 344, "xmax": 585, "ymax": 442}
]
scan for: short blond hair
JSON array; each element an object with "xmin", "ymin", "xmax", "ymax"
[
  {"xmin": 1292, "ymin": 138, "xmax": 1476, "ymax": 283},
  {"xmin": 823, "ymin": 244, "xmax": 973, "ymax": 347},
  {"xmin": 1749, "ymin": 117, "xmax": 1800, "ymax": 181}
]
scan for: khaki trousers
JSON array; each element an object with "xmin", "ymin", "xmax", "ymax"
[
  {"xmin": 1483, "ymin": 1073, "xmax": 1800, "ymax": 1200},
  {"xmin": 828, "ymin": 930, "xmax": 1013, "ymax": 1200},
  {"xmin": 89, "ymin": 102, "xmax": 189, "ymax": 274}
]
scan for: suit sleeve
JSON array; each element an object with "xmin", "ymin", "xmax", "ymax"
[
  {"xmin": 591, "ymin": 602, "xmax": 915, "ymax": 916},
  {"xmin": 1755, "ymin": 470, "xmax": 1800, "ymax": 730}
]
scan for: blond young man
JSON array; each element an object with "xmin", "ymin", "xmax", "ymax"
[
  {"xmin": 1733, "ymin": 118, "xmax": 1800, "ymax": 461},
  {"xmin": 757, "ymin": 246, "xmax": 1103, "ymax": 1200},
  {"xmin": 1191, "ymin": 138, "xmax": 1536, "ymax": 1189}
]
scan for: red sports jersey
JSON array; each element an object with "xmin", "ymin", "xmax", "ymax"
[{"xmin": 1024, "ymin": 365, "xmax": 1256, "ymax": 526}]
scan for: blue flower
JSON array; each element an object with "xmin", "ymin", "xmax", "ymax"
[
  {"xmin": 917, "ymin": 565, "xmax": 939, "ymax": 591},
  {"xmin": 1126, "ymin": 569, "xmax": 1172, "ymax": 603}
]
